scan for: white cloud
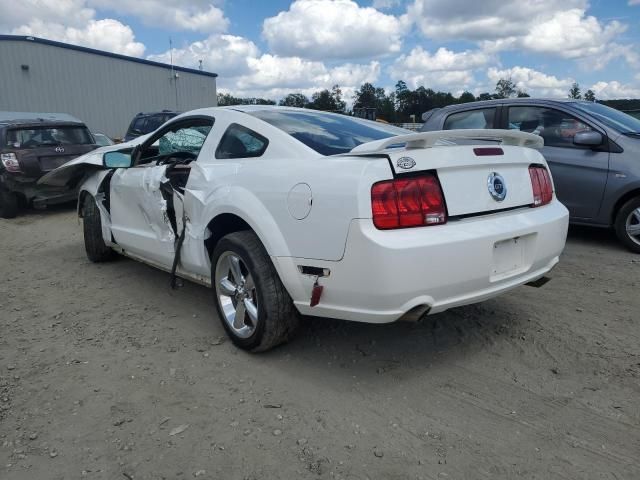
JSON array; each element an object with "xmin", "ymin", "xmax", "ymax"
[
  {"xmin": 389, "ymin": 47, "xmax": 492, "ymax": 90},
  {"xmin": 12, "ymin": 18, "xmax": 145, "ymax": 56},
  {"xmin": 629, "ymin": 0, "xmax": 640, "ymax": 5},
  {"xmin": 590, "ymin": 81, "xmax": 640, "ymax": 99},
  {"xmin": 149, "ymin": 33, "xmax": 381, "ymax": 101},
  {"xmin": 408, "ymin": 0, "xmax": 586, "ymax": 40},
  {"xmin": 148, "ymin": 35, "xmax": 259, "ymax": 78},
  {"xmin": 487, "ymin": 66, "xmax": 574, "ymax": 97},
  {"xmin": 0, "ymin": 0, "xmax": 94, "ymax": 30},
  {"xmin": 1, "ymin": 0, "xmax": 145, "ymax": 56},
  {"xmin": 520, "ymin": 9, "xmax": 625, "ymax": 60},
  {"xmin": 87, "ymin": 0, "xmax": 229, "ymax": 33},
  {"xmin": 239, "ymin": 56, "xmax": 379, "ymax": 91},
  {"xmin": 407, "ymin": 0, "xmax": 632, "ymax": 68},
  {"xmin": 262, "ymin": 0, "xmax": 404, "ymax": 60}
]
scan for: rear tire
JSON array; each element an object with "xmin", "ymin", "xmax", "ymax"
[
  {"xmin": 0, "ymin": 188, "xmax": 18, "ymax": 219},
  {"xmin": 211, "ymin": 231, "xmax": 299, "ymax": 352},
  {"xmin": 82, "ymin": 195, "xmax": 115, "ymax": 262},
  {"xmin": 614, "ymin": 197, "xmax": 640, "ymax": 254}
]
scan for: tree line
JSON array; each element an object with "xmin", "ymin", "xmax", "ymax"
[{"xmin": 217, "ymin": 79, "xmax": 633, "ymax": 123}]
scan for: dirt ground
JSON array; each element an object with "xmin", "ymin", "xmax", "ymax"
[{"xmin": 1, "ymin": 206, "xmax": 639, "ymax": 480}]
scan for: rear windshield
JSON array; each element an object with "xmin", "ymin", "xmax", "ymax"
[
  {"xmin": 6, "ymin": 126, "xmax": 93, "ymax": 149},
  {"xmin": 248, "ymin": 109, "xmax": 410, "ymax": 155}
]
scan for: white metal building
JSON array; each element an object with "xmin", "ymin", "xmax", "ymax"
[{"xmin": 0, "ymin": 35, "xmax": 218, "ymax": 139}]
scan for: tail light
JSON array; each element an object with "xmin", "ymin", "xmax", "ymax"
[
  {"xmin": 1, "ymin": 153, "xmax": 21, "ymax": 172},
  {"xmin": 529, "ymin": 165, "xmax": 553, "ymax": 207},
  {"xmin": 371, "ymin": 173, "xmax": 447, "ymax": 229}
]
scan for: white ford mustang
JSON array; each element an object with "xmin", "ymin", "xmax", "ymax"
[{"xmin": 41, "ymin": 106, "xmax": 569, "ymax": 351}]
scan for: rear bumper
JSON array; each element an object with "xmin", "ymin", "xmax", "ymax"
[
  {"xmin": 1, "ymin": 173, "xmax": 76, "ymax": 204},
  {"xmin": 273, "ymin": 200, "xmax": 569, "ymax": 323}
]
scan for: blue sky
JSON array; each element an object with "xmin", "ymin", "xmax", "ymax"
[{"xmin": 2, "ymin": 0, "xmax": 639, "ymax": 101}]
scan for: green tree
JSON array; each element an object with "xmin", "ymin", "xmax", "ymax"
[
  {"xmin": 517, "ymin": 90, "xmax": 530, "ymax": 98},
  {"xmin": 308, "ymin": 84, "xmax": 346, "ymax": 112},
  {"xmin": 217, "ymin": 93, "xmax": 275, "ymax": 106},
  {"xmin": 353, "ymin": 82, "xmax": 378, "ymax": 108},
  {"xmin": 217, "ymin": 93, "xmax": 242, "ymax": 106},
  {"xmin": 279, "ymin": 93, "xmax": 309, "ymax": 108},
  {"xmin": 458, "ymin": 91, "xmax": 476, "ymax": 103},
  {"xmin": 246, "ymin": 98, "xmax": 276, "ymax": 105},
  {"xmin": 394, "ymin": 80, "xmax": 412, "ymax": 119},
  {"xmin": 584, "ymin": 89, "xmax": 596, "ymax": 102},
  {"xmin": 495, "ymin": 78, "xmax": 517, "ymax": 99},
  {"xmin": 477, "ymin": 92, "xmax": 494, "ymax": 101},
  {"xmin": 568, "ymin": 82, "xmax": 582, "ymax": 99}
]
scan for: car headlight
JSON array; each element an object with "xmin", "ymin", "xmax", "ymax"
[{"xmin": 1, "ymin": 153, "xmax": 21, "ymax": 172}]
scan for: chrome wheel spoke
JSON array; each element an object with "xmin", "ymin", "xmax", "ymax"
[
  {"xmin": 633, "ymin": 208, "xmax": 640, "ymax": 224},
  {"xmin": 627, "ymin": 223, "xmax": 640, "ymax": 236},
  {"xmin": 243, "ymin": 297, "xmax": 258, "ymax": 324},
  {"xmin": 233, "ymin": 301, "xmax": 247, "ymax": 330},
  {"xmin": 229, "ymin": 255, "xmax": 245, "ymax": 285},
  {"xmin": 219, "ymin": 277, "xmax": 237, "ymax": 297},
  {"xmin": 215, "ymin": 251, "xmax": 259, "ymax": 339}
]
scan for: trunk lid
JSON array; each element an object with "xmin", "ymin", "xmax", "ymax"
[
  {"xmin": 387, "ymin": 146, "xmax": 542, "ymax": 216},
  {"xmin": 351, "ymin": 129, "xmax": 546, "ymax": 217}
]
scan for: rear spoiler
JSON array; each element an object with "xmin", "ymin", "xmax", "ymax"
[{"xmin": 351, "ymin": 129, "xmax": 544, "ymax": 153}]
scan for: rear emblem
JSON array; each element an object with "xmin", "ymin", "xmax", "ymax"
[
  {"xmin": 397, "ymin": 157, "xmax": 416, "ymax": 169},
  {"xmin": 487, "ymin": 172, "xmax": 507, "ymax": 202},
  {"xmin": 55, "ymin": 146, "xmax": 65, "ymax": 153}
]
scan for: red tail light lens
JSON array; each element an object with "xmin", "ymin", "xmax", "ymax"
[
  {"xmin": 371, "ymin": 174, "xmax": 447, "ymax": 229},
  {"xmin": 529, "ymin": 165, "xmax": 553, "ymax": 207}
]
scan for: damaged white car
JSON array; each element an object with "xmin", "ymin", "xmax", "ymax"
[{"xmin": 41, "ymin": 107, "xmax": 569, "ymax": 352}]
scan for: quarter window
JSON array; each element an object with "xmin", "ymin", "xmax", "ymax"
[
  {"xmin": 507, "ymin": 106, "xmax": 594, "ymax": 148},
  {"xmin": 216, "ymin": 124, "xmax": 269, "ymax": 159},
  {"xmin": 444, "ymin": 108, "xmax": 496, "ymax": 130}
]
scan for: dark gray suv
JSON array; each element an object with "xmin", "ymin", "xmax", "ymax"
[{"xmin": 421, "ymin": 99, "xmax": 640, "ymax": 252}]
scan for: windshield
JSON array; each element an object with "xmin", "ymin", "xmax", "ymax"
[
  {"xmin": 6, "ymin": 126, "xmax": 94, "ymax": 149},
  {"xmin": 571, "ymin": 102, "xmax": 640, "ymax": 133},
  {"xmin": 248, "ymin": 109, "xmax": 410, "ymax": 155}
]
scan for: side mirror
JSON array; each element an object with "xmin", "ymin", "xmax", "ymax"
[
  {"xmin": 103, "ymin": 151, "xmax": 132, "ymax": 168},
  {"xmin": 131, "ymin": 128, "xmax": 143, "ymax": 135},
  {"xmin": 573, "ymin": 131, "xmax": 603, "ymax": 147}
]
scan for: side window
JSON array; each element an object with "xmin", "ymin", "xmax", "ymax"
[
  {"xmin": 444, "ymin": 108, "xmax": 496, "ymax": 130},
  {"xmin": 215, "ymin": 123, "xmax": 269, "ymax": 159},
  {"xmin": 136, "ymin": 118, "xmax": 214, "ymax": 165},
  {"xmin": 508, "ymin": 106, "xmax": 593, "ymax": 148},
  {"xmin": 158, "ymin": 125, "xmax": 212, "ymax": 156}
]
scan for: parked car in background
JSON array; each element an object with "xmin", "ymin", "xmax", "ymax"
[
  {"xmin": 92, "ymin": 132, "xmax": 114, "ymax": 147},
  {"xmin": 421, "ymin": 99, "xmax": 640, "ymax": 253},
  {"xmin": 42, "ymin": 107, "xmax": 568, "ymax": 351},
  {"xmin": 123, "ymin": 110, "xmax": 179, "ymax": 142},
  {"xmin": 0, "ymin": 112, "xmax": 97, "ymax": 218}
]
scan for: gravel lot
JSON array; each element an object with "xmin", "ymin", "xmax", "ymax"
[{"xmin": 1, "ymin": 206, "xmax": 639, "ymax": 480}]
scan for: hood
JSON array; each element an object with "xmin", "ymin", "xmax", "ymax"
[{"xmin": 38, "ymin": 134, "xmax": 150, "ymax": 187}]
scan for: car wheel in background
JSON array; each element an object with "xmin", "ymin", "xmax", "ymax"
[
  {"xmin": 82, "ymin": 195, "xmax": 115, "ymax": 262},
  {"xmin": 212, "ymin": 231, "xmax": 299, "ymax": 352},
  {"xmin": 0, "ymin": 188, "xmax": 18, "ymax": 219},
  {"xmin": 615, "ymin": 197, "xmax": 640, "ymax": 253}
]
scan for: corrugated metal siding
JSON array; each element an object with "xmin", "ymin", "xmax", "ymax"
[{"xmin": 0, "ymin": 40, "xmax": 217, "ymax": 138}]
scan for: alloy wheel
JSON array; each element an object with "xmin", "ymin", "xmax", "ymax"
[
  {"xmin": 626, "ymin": 207, "xmax": 640, "ymax": 246},
  {"xmin": 214, "ymin": 251, "xmax": 259, "ymax": 338}
]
